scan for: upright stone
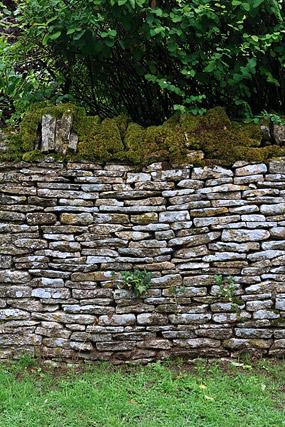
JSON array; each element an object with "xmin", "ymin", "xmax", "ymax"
[
  {"xmin": 41, "ymin": 114, "xmax": 56, "ymax": 152},
  {"xmin": 55, "ymin": 114, "xmax": 72, "ymax": 154}
]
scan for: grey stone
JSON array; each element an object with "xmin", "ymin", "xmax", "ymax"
[
  {"xmin": 137, "ymin": 313, "xmax": 168, "ymax": 325},
  {"xmin": 0, "ymin": 309, "xmax": 30, "ymax": 320},
  {"xmin": 98, "ymin": 314, "xmax": 136, "ymax": 326},
  {"xmin": 55, "ymin": 113, "xmax": 72, "ymax": 154},
  {"xmin": 191, "ymin": 166, "xmax": 233, "ymax": 179},
  {"xmin": 41, "ymin": 114, "xmax": 56, "ymax": 152},
  {"xmin": 269, "ymin": 159, "xmax": 285, "ymax": 174},
  {"xmin": 276, "ymin": 296, "xmax": 285, "ymax": 311},
  {"xmin": 173, "ymin": 338, "xmax": 220, "ymax": 348},
  {"xmin": 159, "ymin": 211, "xmax": 190, "ymax": 222},
  {"xmin": 222, "ymin": 229, "xmax": 270, "ymax": 242},
  {"xmin": 60, "ymin": 213, "xmax": 93, "ymax": 225},
  {"xmin": 0, "ymin": 271, "xmax": 31, "ymax": 283},
  {"xmin": 26, "ymin": 213, "xmax": 57, "ymax": 225},
  {"xmin": 169, "ymin": 313, "xmax": 211, "ymax": 325},
  {"xmin": 260, "ymin": 203, "xmax": 285, "ymax": 215},
  {"xmin": 235, "ymin": 164, "xmax": 267, "ymax": 176}
]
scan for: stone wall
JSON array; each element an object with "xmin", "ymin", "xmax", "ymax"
[{"xmin": 0, "ymin": 158, "xmax": 285, "ymax": 364}]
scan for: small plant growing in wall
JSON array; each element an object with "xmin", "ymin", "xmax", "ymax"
[
  {"xmin": 214, "ymin": 275, "xmax": 237, "ymax": 302},
  {"xmin": 169, "ymin": 285, "xmax": 186, "ymax": 314},
  {"xmin": 112, "ymin": 269, "xmax": 153, "ymax": 297}
]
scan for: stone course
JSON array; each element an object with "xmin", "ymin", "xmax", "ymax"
[{"xmin": 0, "ymin": 157, "xmax": 285, "ymax": 363}]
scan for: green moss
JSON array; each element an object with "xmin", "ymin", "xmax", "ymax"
[
  {"xmin": 0, "ymin": 132, "xmax": 22, "ymax": 162},
  {"xmin": 79, "ymin": 118, "xmax": 125, "ymax": 162},
  {"xmin": 22, "ymin": 150, "xmax": 44, "ymax": 162},
  {"xmin": 206, "ymin": 106, "xmax": 232, "ymax": 130},
  {"xmin": 233, "ymin": 298, "xmax": 244, "ymax": 306},
  {"xmin": 114, "ymin": 115, "xmax": 129, "ymax": 139},
  {"xmin": 2, "ymin": 103, "xmax": 285, "ymax": 166},
  {"xmin": 124, "ymin": 122, "xmax": 146, "ymax": 164},
  {"xmin": 271, "ymin": 317, "xmax": 285, "ymax": 327}
]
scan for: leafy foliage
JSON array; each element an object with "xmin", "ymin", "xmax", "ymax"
[
  {"xmin": 214, "ymin": 274, "xmax": 237, "ymax": 301},
  {"xmin": 117, "ymin": 269, "xmax": 153, "ymax": 297},
  {"xmin": 1, "ymin": 0, "xmax": 284, "ymax": 126}
]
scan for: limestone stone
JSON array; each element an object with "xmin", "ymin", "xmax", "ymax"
[
  {"xmin": 137, "ymin": 313, "xmax": 168, "ymax": 325},
  {"xmin": 99, "ymin": 314, "xmax": 136, "ymax": 326},
  {"xmin": 41, "ymin": 115, "xmax": 56, "ymax": 152},
  {"xmin": 155, "ymin": 230, "xmax": 175, "ymax": 240},
  {"xmin": 0, "ymin": 309, "xmax": 30, "ymax": 320},
  {"xmin": 126, "ymin": 173, "xmax": 151, "ymax": 183},
  {"xmin": 115, "ymin": 231, "xmax": 151, "ymax": 240},
  {"xmin": 60, "ymin": 213, "xmax": 93, "ymax": 225},
  {"xmin": 177, "ymin": 179, "xmax": 204, "ymax": 189},
  {"xmin": 235, "ymin": 328, "xmax": 273, "ymax": 339},
  {"xmin": 174, "ymin": 246, "xmax": 209, "ymax": 258},
  {"xmin": 32, "ymin": 288, "xmax": 70, "ymax": 299},
  {"xmin": 234, "ymin": 175, "xmax": 264, "ymax": 185},
  {"xmin": 260, "ymin": 203, "xmax": 285, "ymax": 215},
  {"xmin": 235, "ymin": 164, "xmax": 267, "ymax": 176},
  {"xmin": 55, "ymin": 113, "xmax": 72, "ymax": 154},
  {"xmin": 246, "ymin": 300, "xmax": 273, "ymax": 311},
  {"xmin": 129, "ymin": 240, "xmax": 167, "ymax": 248},
  {"xmin": 191, "ymin": 166, "xmax": 233, "ymax": 179},
  {"xmin": 169, "ymin": 232, "xmax": 220, "ymax": 247},
  {"xmin": 193, "ymin": 215, "xmax": 240, "ymax": 228},
  {"xmin": 26, "ymin": 213, "xmax": 56, "ymax": 225},
  {"xmin": 248, "ymin": 250, "xmax": 285, "ymax": 262},
  {"xmin": 0, "ymin": 271, "xmax": 31, "ymax": 283},
  {"xmin": 173, "ymin": 338, "xmax": 220, "ymax": 348},
  {"xmin": 195, "ymin": 327, "xmax": 232, "ymax": 339},
  {"xmin": 276, "ymin": 296, "xmax": 285, "ymax": 311},
  {"xmin": 0, "ymin": 255, "xmax": 11, "ymax": 269},
  {"xmin": 222, "ymin": 229, "xmax": 270, "ymax": 242},
  {"xmin": 212, "ymin": 312, "xmax": 251, "ymax": 323},
  {"xmin": 0, "ymin": 334, "xmax": 42, "ymax": 346},
  {"xmin": 224, "ymin": 338, "xmax": 271, "ymax": 349},
  {"xmin": 272, "ymin": 339, "xmax": 285, "ymax": 349},
  {"xmin": 199, "ymin": 184, "xmax": 247, "ymax": 194},
  {"xmin": 130, "ymin": 213, "xmax": 158, "ymax": 224},
  {"xmin": 253, "ymin": 310, "xmax": 279, "ymax": 320},
  {"xmin": 208, "ymin": 242, "xmax": 259, "ymax": 252},
  {"xmin": 190, "ymin": 207, "xmax": 228, "ymax": 217},
  {"xmin": 270, "ymin": 227, "xmax": 285, "ymax": 239},
  {"xmin": 203, "ymin": 252, "xmax": 246, "ymax": 262},
  {"xmin": 169, "ymin": 313, "xmax": 211, "ymax": 325},
  {"xmin": 159, "ymin": 211, "xmax": 190, "ymax": 222},
  {"xmin": 269, "ymin": 159, "xmax": 285, "ymax": 173},
  {"xmin": 70, "ymin": 341, "xmax": 92, "ymax": 351}
]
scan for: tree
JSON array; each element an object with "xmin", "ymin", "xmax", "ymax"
[{"xmin": 1, "ymin": 0, "xmax": 284, "ymax": 125}]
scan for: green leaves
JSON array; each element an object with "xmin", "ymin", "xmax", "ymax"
[
  {"xmin": 118, "ymin": 269, "xmax": 153, "ymax": 297},
  {"xmin": 3, "ymin": 0, "xmax": 284, "ymax": 125}
]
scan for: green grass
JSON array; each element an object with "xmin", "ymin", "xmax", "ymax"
[{"xmin": 0, "ymin": 357, "xmax": 284, "ymax": 427}]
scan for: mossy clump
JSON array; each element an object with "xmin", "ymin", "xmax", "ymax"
[
  {"xmin": 124, "ymin": 122, "xmax": 146, "ymax": 164},
  {"xmin": 78, "ymin": 118, "xmax": 125, "ymax": 162},
  {"xmin": 0, "ymin": 132, "xmax": 22, "ymax": 162},
  {"xmin": 271, "ymin": 317, "xmax": 285, "ymax": 327},
  {"xmin": 22, "ymin": 150, "xmax": 44, "ymax": 162}
]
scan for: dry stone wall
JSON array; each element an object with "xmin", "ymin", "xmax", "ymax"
[{"xmin": 0, "ymin": 158, "xmax": 285, "ymax": 364}]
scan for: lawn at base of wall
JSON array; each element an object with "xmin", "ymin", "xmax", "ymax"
[{"xmin": 0, "ymin": 357, "xmax": 284, "ymax": 427}]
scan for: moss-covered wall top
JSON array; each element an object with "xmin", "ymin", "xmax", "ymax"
[{"xmin": 1, "ymin": 105, "xmax": 285, "ymax": 165}]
